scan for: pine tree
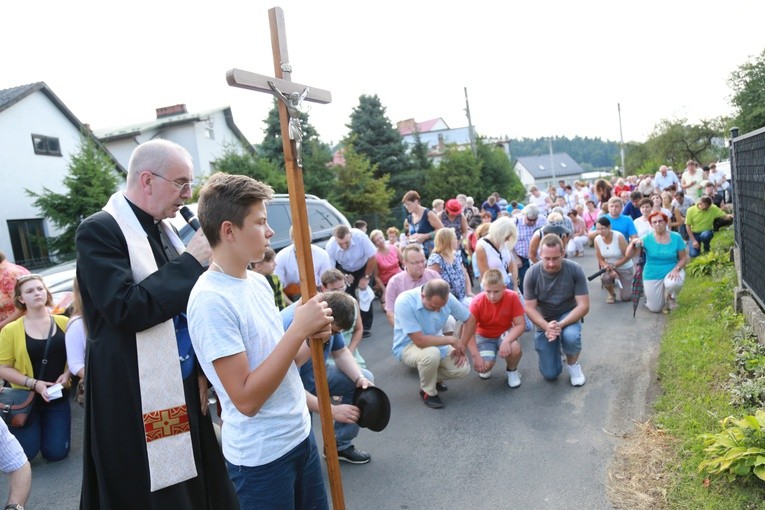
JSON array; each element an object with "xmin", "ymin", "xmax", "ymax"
[
  {"xmin": 346, "ymin": 95, "xmax": 412, "ymax": 197},
  {"xmin": 258, "ymin": 101, "xmax": 333, "ymax": 196},
  {"xmin": 329, "ymin": 143, "xmax": 393, "ymax": 218},
  {"xmin": 27, "ymin": 135, "xmax": 121, "ymax": 257}
]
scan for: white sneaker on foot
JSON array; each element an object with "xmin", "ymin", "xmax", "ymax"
[
  {"xmin": 567, "ymin": 363, "xmax": 585, "ymax": 386},
  {"xmin": 478, "ymin": 371, "xmax": 491, "ymax": 379},
  {"xmin": 506, "ymin": 370, "xmax": 521, "ymax": 388}
]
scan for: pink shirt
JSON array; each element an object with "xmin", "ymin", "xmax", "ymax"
[
  {"xmin": 0, "ymin": 261, "xmax": 30, "ymax": 324},
  {"xmin": 384, "ymin": 269, "xmax": 440, "ymax": 314},
  {"xmin": 469, "ymin": 290, "xmax": 524, "ymax": 338},
  {"xmin": 375, "ymin": 247, "xmax": 402, "ymax": 285}
]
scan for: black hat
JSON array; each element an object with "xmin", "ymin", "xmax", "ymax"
[{"xmin": 352, "ymin": 386, "xmax": 391, "ymax": 432}]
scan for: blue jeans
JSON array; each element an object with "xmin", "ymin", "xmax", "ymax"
[
  {"xmin": 10, "ymin": 392, "xmax": 71, "ymax": 461},
  {"xmin": 689, "ymin": 230, "xmax": 714, "ymax": 257},
  {"xmin": 306, "ymin": 365, "xmax": 374, "ymax": 452},
  {"xmin": 533, "ymin": 310, "xmax": 582, "ymax": 381},
  {"xmin": 227, "ymin": 433, "xmax": 328, "ymax": 510}
]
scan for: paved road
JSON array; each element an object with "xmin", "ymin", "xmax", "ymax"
[{"xmin": 2, "ymin": 246, "xmax": 665, "ymax": 509}]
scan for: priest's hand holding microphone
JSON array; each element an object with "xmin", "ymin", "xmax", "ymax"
[{"xmin": 180, "ymin": 206, "xmax": 212, "ymax": 265}]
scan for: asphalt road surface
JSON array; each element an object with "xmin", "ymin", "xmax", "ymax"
[{"xmin": 2, "ymin": 246, "xmax": 665, "ymax": 509}]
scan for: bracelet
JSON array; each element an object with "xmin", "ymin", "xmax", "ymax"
[{"xmin": 24, "ymin": 377, "xmax": 30, "ymax": 388}]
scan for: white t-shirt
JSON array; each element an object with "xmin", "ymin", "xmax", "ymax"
[
  {"xmin": 188, "ymin": 270, "xmax": 310, "ymax": 467},
  {"xmin": 274, "ymin": 244, "xmax": 333, "ymax": 288}
]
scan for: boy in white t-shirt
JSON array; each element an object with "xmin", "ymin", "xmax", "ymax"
[{"xmin": 187, "ymin": 172, "xmax": 333, "ymax": 510}]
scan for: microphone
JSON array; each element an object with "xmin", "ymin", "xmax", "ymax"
[{"xmin": 180, "ymin": 206, "xmax": 201, "ymax": 232}]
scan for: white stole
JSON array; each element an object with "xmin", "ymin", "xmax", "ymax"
[{"xmin": 102, "ymin": 192, "xmax": 197, "ymax": 491}]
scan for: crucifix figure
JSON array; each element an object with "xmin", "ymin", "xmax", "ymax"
[
  {"xmin": 226, "ymin": 6, "xmax": 345, "ymax": 510},
  {"xmin": 268, "ymin": 81, "xmax": 309, "ymax": 167}
]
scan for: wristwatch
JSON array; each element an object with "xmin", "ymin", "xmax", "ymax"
[{"xmin": 5, "ymin": 504, "xmax": 24, "ymax": 510}]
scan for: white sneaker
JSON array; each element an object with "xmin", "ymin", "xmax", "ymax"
[
  {"xmin": 478, "ymin": 371, "xmax": 491, "ymax": 379},
  {"xmin": 567, "ymin": 363, "xmax": 585, "ymax": 386},
  {"xmin": 506, "ymin": 370, "xmax": 521, "ymax": 388}
]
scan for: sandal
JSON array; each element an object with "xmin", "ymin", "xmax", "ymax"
[{"xmin": 605, "ymin": 295, "xmax": 615, "ymax": 304}]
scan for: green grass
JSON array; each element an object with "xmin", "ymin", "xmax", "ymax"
[{"xmin": 653, "ymin": 229, "xmax": 765, "ymax": 509}]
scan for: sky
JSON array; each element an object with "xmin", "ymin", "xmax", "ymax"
[{"xmin": 4, "ymin": 1, "xmax": 764, "ymax": 149}]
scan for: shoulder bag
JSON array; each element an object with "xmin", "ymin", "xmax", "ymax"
[{"xmin": 0, "ymin": 318, "xmax": 56, "ymax": 428}]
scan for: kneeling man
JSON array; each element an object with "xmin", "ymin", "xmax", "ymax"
[
  {"xmin": 523, "ymin": 234, "xmax": 590, "ymax": 386},
  {"xmin": 392, "ymin": 279, "xmax": 471, "ymax": 409}
]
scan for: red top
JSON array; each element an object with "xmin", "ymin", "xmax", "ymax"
[{"xmin": 469, "ymin": 289, "xmax": 524, "ymax": 338}]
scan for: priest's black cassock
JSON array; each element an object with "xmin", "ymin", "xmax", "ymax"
[{"xmin": 75, "ymin": 199, "xmax": 239, "ymax": 509}]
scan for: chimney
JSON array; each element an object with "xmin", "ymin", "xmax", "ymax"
[{"xmin": 156, "ymin": 104, "xmax": 187, "ymax": 118}]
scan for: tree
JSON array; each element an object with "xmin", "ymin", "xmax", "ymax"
[
  {"xmin": 27, "ymin": 134, "xmax": 121, "ymax": 257},
  {"xmin": 392, "ymin": 130, "xmax": 429, "ymax": 195},
  {"xmin": 729, "ymin": 48, "xmax": 765, "ymax": 133},
  {"xmin": 643, "ymin": 118, "xmax": 724, "ymax": 168},
  {"xmin": 258, "ymin": 101, "xmax": 334, "ymax": 196},
  {"xmin": 329, "ymin": 143, "xmax": 393, "ymax": 218},
  {"xmin": 424, "ymin": 146, "xmax": 482, "ymax": 202},
  {"xmin": 475, "ymin": 139, "xmax": 525, "ymax": 201},
  {"xmin": 214, "ymin": 144, "xmax": 287, "ymax": 193},
  {"xmin": 346, "ymin": 94, "xmax": 412, "ymax": 193}
]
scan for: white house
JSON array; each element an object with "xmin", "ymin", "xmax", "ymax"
[
  {"xmin": 397, "ymin": 117, "xmax": 475, "ymax": 164},
  {"xmin": 96, "ymin": 104, "xmax": 252, "ymax": 177},
  {"xmin": 0, "ymin": 82, "xmax": 124, "ymax": 266},
  {"xmin": 514, "ymin": 152, "xmax": 584, "ymax": 191}
]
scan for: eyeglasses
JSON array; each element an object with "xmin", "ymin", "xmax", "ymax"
[
  {"xmin": 651, "ymin": 219, "xmax": 666, "ymax": 225},
  {"xmin": 150, "ymin": 172, "xmax": 195, "ymax": 194}
]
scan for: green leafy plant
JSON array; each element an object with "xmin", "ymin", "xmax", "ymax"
[
  {"xmin": 687, "ymin": 250, "xmax": 731, "ymax": 277},
  {"xmin": 699, "ymin": 410, "xmax": 765, "ymax": 482}
]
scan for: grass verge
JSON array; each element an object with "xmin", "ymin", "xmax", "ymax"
[{"xmin": 609, "ymin": 229, "xmax": 765, "ymax": 509}]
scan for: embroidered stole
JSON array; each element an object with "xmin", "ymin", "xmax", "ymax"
[{"xmin": 103, "ymin": 192, "xmax": 197, "ymax": 491}]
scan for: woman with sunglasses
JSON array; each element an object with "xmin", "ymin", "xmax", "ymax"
[
  {"xmin": 0, "ymin": 274, "xmax": 71, "ymax": 461},
  {"xmin": 627, "ymin": 211, "xmax": 688, "ymax": 314}
]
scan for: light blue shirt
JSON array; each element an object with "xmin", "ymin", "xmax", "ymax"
[
  {"xmin": 654, "ymin": 171, "xmax": 680, "ymax": 190},
  {"xmin": 392, "ymin": 286, "xmax": 470, "ymax": 360}
]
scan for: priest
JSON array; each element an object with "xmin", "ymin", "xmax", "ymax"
[{"xmin": 75, "ymin": 139, "xmax": 239, "ymax": 509}]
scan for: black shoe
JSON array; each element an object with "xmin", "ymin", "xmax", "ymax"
[
  {"xmin": 336, "ymin": 445, "xmax": 371, "ymax": 464},
  {"xmin": 419, "ymin": 390, "xmax": 444, "ymax": 409},
  {"xmin": 362, "ymin": 331, "xmax": 371, "ymax": 338},
  {"xmin": 436, "ymin": 381, "xmax": 448, "ymax": 392}
]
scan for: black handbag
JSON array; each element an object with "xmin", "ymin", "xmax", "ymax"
[{"xmin": 0, "ymin": 318, "xmax": 56, "ymax": 428}]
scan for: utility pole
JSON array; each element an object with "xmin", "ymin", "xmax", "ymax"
[
  {"xmin": 464, "ymin": 87, "xmax": 476, "ymax": 156},
  {"xmin": 549, "ymin": 137, "xmax": 556, "ymax": 188},
  {"xmin": 618, "ymin": 103, "xmax": 626, "ymax": 177}
]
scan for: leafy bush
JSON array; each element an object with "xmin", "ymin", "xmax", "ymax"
[
  {"xmin": 729, "ymin": 326, "xmax": 765, "ymax": 410},
  {"xmin": 687, "ymin": 250, "xmax": 732, "ymax": 277},
  {"xmin": 699, "ymin": 410, "xmax": 765, "ymax": 482}
]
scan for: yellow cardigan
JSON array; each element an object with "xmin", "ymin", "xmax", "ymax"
[{"xmin": 0, "ymin": 314, "xmax": 69, "ymax": 389}]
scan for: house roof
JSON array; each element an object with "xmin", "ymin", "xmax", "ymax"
[
  {"xmin": 0, "ymin": 81, "xmax": 126, "ymax": 174},
  {"xmin": 397, "ymin": 117, "xmax": 448, "ymax": 136},
  {"xmin": 96, "ymin": 106, "xmax": 253, "ymax": 152},
  {"xmin": 515, "ymin": 152, "xmax": 583, "ymax": 179}
]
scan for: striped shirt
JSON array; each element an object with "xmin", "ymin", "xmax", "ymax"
[{"xmin": 0, "ymin": 419, "xmax": 27, "ymax": 473}]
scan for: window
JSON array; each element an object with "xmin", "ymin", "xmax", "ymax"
[
  {"xmin": 7, "ymin": 219, "xmax": 50, "ymax": 268},
  {"xmin": 31, "ymin": 134, "xmax": 62, "ymax": 156}
]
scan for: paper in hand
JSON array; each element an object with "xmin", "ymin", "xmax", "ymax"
[{"xmin": 47, "ymin": 383, "xmax": 64, "ymax": 400}]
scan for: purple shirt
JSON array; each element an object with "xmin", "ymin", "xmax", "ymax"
[{"xmin": 384, "ymin": 268, "xmax": 440, "ymax": 314}]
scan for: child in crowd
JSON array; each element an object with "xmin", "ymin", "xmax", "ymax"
[
  {"xmin": 461, "ymin": 269, "xmax": 526, "ymax": 387},
  {"xmin": 250, "ymin": 247, "xmax": 290, "ymax": 310},
  {"xmin": 187, "ymin": 172, "xmax": 334, "ymax": 509},
  {"xmin": 355, "ymin": 275, "xmax": 375, "ymax": 338}
]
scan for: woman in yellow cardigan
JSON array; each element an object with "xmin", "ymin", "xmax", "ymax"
[{"xmin": 0, "ymin": 274, "xmax": 70, "ymax": 461}]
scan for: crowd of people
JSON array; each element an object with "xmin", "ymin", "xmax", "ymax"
[{"xmin": 0, "ymin": 143, "xmax": 736, "ymax": 509}]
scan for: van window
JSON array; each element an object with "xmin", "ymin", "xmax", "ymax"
[
  {"xmin": 307, "ymin": 203, "xmax": 339, "ymax": 230},
  {"xmin": 267, "ymin": 202, "xmax": 292, "ymax": 244}
]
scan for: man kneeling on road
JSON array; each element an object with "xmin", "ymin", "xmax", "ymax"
[
  {"xmin": 523, "ymin": 234, "xmax": 590, "ymax": 386},
  {"xmin": 392, "ymin": 279, "xmax": 471, "ymax": 409},
  {"xmin": 283, "ymin": 291, "xmax": 374, "ymax": 464}
]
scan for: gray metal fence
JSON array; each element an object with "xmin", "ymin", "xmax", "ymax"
[{"xmin": 731, "ymin": 126, "xmax": 765, "ymax": 311}]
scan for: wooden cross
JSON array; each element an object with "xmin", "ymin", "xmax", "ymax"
[{"xmin": 226, "ymin": 7, "xmax": 345, "ymax": 509}]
